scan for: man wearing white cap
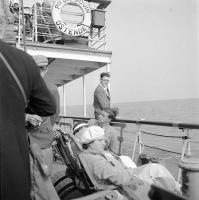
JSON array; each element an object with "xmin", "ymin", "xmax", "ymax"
[{"xmin": 78, "ymin": 126, "xmax": 181, "ymax": 199}]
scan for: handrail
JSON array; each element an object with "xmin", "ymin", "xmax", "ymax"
[{"xmin": 59, "ymin": 116, "xmax": 199, "ymax": 130}]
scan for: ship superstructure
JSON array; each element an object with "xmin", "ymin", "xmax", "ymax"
[{"xmin": 1, "ymin": 0, "xmax": 112, "ymax": 116}]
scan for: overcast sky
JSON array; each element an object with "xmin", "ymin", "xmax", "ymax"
[
  {"xmin": 19, "ymin": 0, "xmax": 199, "ymax": 105},
  {"xmin": 61, "ymin": 0, "xmax": 199, "ymax": 106}
]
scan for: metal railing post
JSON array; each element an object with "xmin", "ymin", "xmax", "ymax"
[
  {"xmin": 177, "ymin": 129, "xmax": 192, "ymax": 182},
  {"xmin": 63, "ymin": 85, "xmax": 66, "ymax": 132},
  {"xmin": 34, "ymin": 0, "xmax": 37, "ymax": 42},
  {"xmin": 118, "ymin": 126, "xmax": 124, "ymax": 156},
  {"xmin": 20, "ymin": 0, "xmax": 26, "ymax": 51},
  {"xmin": 17, "ymin": 2, "xmax": 21, "ymax": 48},
  {"xmin": 132, "ymin": 123, "xmax": 144, "ymax": 161},
  {"xmin": 83, "ymin": 75, "xmax": 87, "ymax": 117}
]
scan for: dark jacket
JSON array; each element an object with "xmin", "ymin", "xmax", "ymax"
[
  {"xmin": 45, "ymin": 80, "xmax": 60, "ymax": 126},
  {"xmin": 93, "ymin": 84, "xmax": 110, "ymax": 118},
  {"xmin": 0, "ymin": 40, "xmax": 56, "ymax": 200}
]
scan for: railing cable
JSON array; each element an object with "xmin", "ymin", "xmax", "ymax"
[{"xmin": 140, "ymin": 131, "xmax": 182, "ymax": 138}]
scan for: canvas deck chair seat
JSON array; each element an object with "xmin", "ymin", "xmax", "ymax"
[{"xmin": 53, "ymin": 131, "xmax": 121, "ymax": 200}]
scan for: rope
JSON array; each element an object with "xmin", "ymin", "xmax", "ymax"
[
  {"xmin": 191, "ymin": 141, "xmax": 199, "ymax": 144},
  {"xmin": 141, "ymin": 131, "xmax": 182, "ymax": 139},
  {"xmin": 144, "ymin": 144, "xmax": 181, "ymax": 155},
  {"xmin": 159, "ymin": 156, "xmax": 178, "ymax": 160}
]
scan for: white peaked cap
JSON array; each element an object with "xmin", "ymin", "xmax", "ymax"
[
  {"xmin": 78, "ymin": 126, "xmax": 104, "ymax": 144},
  {"xmin": 73, "ymin": 122, "xmax": 88, "ymax": 132}
]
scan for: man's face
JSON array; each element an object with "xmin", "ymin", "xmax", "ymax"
[
  {"xmin": 92, "ymin": 137, "xmax": 106, "ymax": 151},
  {"xmin": 100, "ymin": 76, "xmax": 110, "ymax": 88},
  {"xmin": 98, "ymin": 111, "xmax": 110, "ymax": 124}
]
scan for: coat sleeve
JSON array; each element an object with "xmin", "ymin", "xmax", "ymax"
[
  {"xmin": 88, "ymin": 155, "xmax": 133, "ymax": 186},
  {"xmin": 49, "ymin": 83, "xmax": 60, "ymax": 125},
  {"xmin": 94, "ymin": 88, "xmax": 110, "ymax": 110},
  {"xmin": 25, "ymin": 61, "xmax": 56, "ymax": 116}
]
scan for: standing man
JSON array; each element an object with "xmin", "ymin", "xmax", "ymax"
[
  {"xmin": 93, "ymin": 72, "xmax": 111, "ymax": 118},
  {"xmin": 26, "ymin": 55, "xmax": 60, "ymax": 200},
  {"xmin": 0, "ymin": 40, "xmax": 56, "ymax": 200},
  {"xmin": 27, "ymin": 55, "xmax": 60, "ymax": 173}
]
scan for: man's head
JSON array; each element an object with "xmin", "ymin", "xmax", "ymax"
[
  {"xmin": 78, "ymin": 126, "xmax": 105, "ymax": 151},
  {"xmin": 98, "ymin": 110, "xmax": 111, "ymax": 124},
  {"xmin": 98, "ymin": 108, "xmax": 118, "ymax": 124},
  {"xmin": 33, "ymin": 55, "xmax": 48, "ymax": 77},
  {"xmin": 100, "ymin": 72, "xmax": 110, "ymax": 88}
]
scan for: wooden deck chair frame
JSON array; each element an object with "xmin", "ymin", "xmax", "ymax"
[{"xmin": 55, "ymin": 133, "xmax": 93, "ymax": 190}]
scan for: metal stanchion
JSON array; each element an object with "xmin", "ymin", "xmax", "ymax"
[
  {"xmin": 177, "ymin": 129, "xmax": 191, "ymax": 182},
  {"xmin": 131, "ymin": 123, "xmax": 144, "ymax": 161}
]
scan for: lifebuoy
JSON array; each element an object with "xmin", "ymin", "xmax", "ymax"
[{"xmin": 52, "ymin": 0, "xmax": 91, "ymax": 36}]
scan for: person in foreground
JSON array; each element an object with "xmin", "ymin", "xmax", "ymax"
[
  {"xmin": 0, "ymin": 40, "xmax": 56, "ymax": 200},
  {"xmin": 27, "ymin": 55, "xmax": 60, "ymax": 174},
  {"xmin": 78, "ymin": 126, "xmax": 181, "ymax": 200},
  {"xmin": 26, "ymin": 55, "xmax": 60, "ymax": 200}
]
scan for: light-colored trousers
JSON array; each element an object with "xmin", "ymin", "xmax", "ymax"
[{"xmin": 30, "ymin": 146, "xmax": 60, "ymax": 200}]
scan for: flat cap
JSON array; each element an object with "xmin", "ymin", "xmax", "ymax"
[{"xmin": 33, "ymin": 55, "xmax": 48, "ymax": 67}]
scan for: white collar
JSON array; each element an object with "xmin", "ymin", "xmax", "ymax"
[{"xmin": 100, "ymin": 83, "xmax": 108, "ymax": 91}]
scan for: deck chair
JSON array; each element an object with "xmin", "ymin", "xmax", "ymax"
[{"xmin": 53, "ymin": 130, "xmax": 120, "ymax": 200}]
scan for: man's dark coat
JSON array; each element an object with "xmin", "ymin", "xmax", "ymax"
[{"xmin": 0, "ymin": 40, "xmax": 56, "ymax": 200}]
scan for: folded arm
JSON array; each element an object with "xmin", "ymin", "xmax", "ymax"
[{"xmin": 26, "ymin": 62, "xmax": 56, "ymax": 116}]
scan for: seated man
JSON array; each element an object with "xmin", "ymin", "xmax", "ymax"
[
  {"xmin": 78, "ymin": 126, "xmax": 181, "ymax": 200},
  {"xmin": 88, "ymin": 108, "xmax": 119, "ymax": 154},
  {"xmin": 78, "ymin": 119, "xmax": 137, "ymax": 169}
]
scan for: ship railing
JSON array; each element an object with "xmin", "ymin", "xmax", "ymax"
[
  {"xmin": 12, "ymin": 4, "xmax": 107, "ymax": 50},
  {"xmin": 58, "ymin": 116, "xmax": 199, "ymax": 182}
]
